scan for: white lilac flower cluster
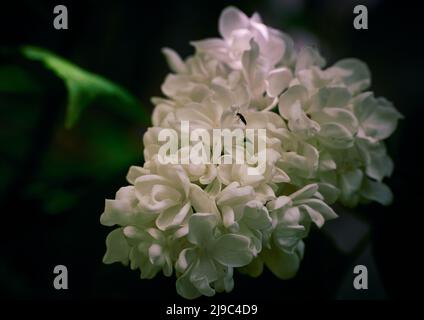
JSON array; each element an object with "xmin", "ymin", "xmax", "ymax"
[{"xmin": 100, "ymin": 7, "xmax": 402, "ymax": 299}]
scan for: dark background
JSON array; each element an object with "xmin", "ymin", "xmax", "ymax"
[{"xmin": 0, "ymin": 0, "xmax": 423, "ymax": 301}]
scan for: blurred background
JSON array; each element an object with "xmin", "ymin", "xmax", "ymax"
[{"xmin": 0, "ymin": 0, "xmax": 423, "ymax": 300}]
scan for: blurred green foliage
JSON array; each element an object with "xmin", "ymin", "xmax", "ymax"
[
  {"xmin": 0, "ymin": 47, "xmax": 148, "ymax": 216},
  {"xmin": 21, "ymin": 46, "xmax": 149, "ymax": 128}
]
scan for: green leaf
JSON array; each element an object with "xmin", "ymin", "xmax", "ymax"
[{"xmin": 21, "ymin": 46, "xmax": 149, "ymax": 128}]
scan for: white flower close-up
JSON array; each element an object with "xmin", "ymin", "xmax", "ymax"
[{"xmin": 100, "ymin": 6, "xmax": 402, "ymax": 299}]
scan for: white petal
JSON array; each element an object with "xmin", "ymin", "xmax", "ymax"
[
  {"xmin": 148, "ymin": 243, "xmax": 164, "ymax": 266},
  {"xmin": 357, "ymin": 139, "xmax": 394, "ymax": 181},
  {"xmin": 212, "ymin": 234, "xmax": 253, "ymax": 267},
  {"xmin": 330, "ymin": 58, "xmax": 371, "ymax": 94},
  {"xmin": 309, "ymin": 86, "xmax": 351, "ymax": 111},
  {"xmin": 161, "ymin": 74, "xmax": 189, "ymax": 97},
  {"xmin": 218, "ymin": 6, "xmax": 250, "ymax": 40},
  {"xmin": 126, "ymin": 166, "xmax": 148, "ymax": 184},
  {"xmin": 318, "ymin": 122, "xmax": 354, "ymax": 149},
  {"xmin": 287, "ymin": 101, "xmax": 320, "ymax": 137},
  {"xmin": 214, "ymin": 265, "xmax": 234, "ymax": 293},
  {"xmin": 187, "ymin": 213, "xmax": 218, "ymax": 247},
  {"xmin": 273, "ymin": 225, "xmax": 305, "ymax": 252},
  {"xmin": 100, "ymin": 198, "xmax": 133, "ymax": 227},
  {"xmin": 103, "ymin": 228, "xmax": 130, "ymax": 264},
  {"xmin": 281, "ymin": 142, "xmax": 319, "ymax": 179},
  {"xmin": 267, "ymin": 196, "xmax": 291, "ymax": 211},
  {"xmin": 298, "ymin": 198, "xmax": 338, "ymax": 224},
  {"xmin": 360, "ymin": 179, "xmax": 393, "ymax": 206},
  {"xmin": 339, "ymin": 169, "xmax": 363, "ymax": 206},
  {"xmin": 191, "ymin": 275, "xmax": 216, "ymax": 298},
  {"xmin": 290, "ymin": 184, "xmax": 319, "ymax": 201},
  {"xmin": 295, "ymin": 46, "xmax": 325, "ymax": 74},
  {"xmin": 262, "ymin": 242, "xmax": 303, "ymax": 279},
  {"xmin": 156, "ymin": 202, "xmax": 192, "ymax": 231},
  {"xmin": 317, "ymin": 183, "xmax": 340, "ymax": 204},
  {"xmin": 354, "ymin": 93, "xmax": 403, "ymax": 142},
  {"xmin": 175, "ymin": 248, "xmax": 196, "ymax": 273},
  {"xmin": 228, "ymin": 29, "xmax": 252, "ymax": 53},
  {"xmin": 281, "ymin": 206, "xmax": 302, "ymax": 225},
  {"xmin": 139, "ymin": 257, "xmax": 160, "ymax": 279},
  {"xmin": 216, "ymin": 184, "xmax": 254, "ymax": 207},
  {"xmin": 313, "ymin": 108, "xmax": 358, "ymax": 134},
  {"xmin": 242, "ymin": 39, "xmax": 262, "ymax": 84},
  {"xmin": 161, "ymin": 47, "xmax": 188, "ymax": 74},
  {"xmin": 243, "ymin": 200, "xmax": 272, "ymax": 230},
  {"xmin": 266, "ymin": 67, "xmax": 292, "ymax": 97},
  {"xmin": 221, "ymin": 206, "xmax": 238, "ymax": 231},
  {"xmin": 318, "ymin": 152, "xmax": 337, "ymax": 171},
  {"xmin": 190, "ymin": 38, "xmax": 228, "ymax": 60},
  {"xmin": 278, "ymin": 85, "xmax": 308, "ymax": 120},
  {"xmin": 189, "ymin": 184, "xmax": 220, "ymax": 215},
  {"xmin": 255, "ymin": 27, "xmax": 285, "ymax": 67},
  {"xmin": 199, "ymin": 165, "xmax": 218, "ymax": 185},
  {"xmin": 176, "ymin": 270, "xmax": 202, "ymax": 300},
  {"xmin": 152, "ymin": 102, "xmax": 175, "ymax": 127}
]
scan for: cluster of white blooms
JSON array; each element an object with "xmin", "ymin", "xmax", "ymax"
[{"xmin": 100, "ymin": 7, "xmax": 402, "ymax": 299}]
